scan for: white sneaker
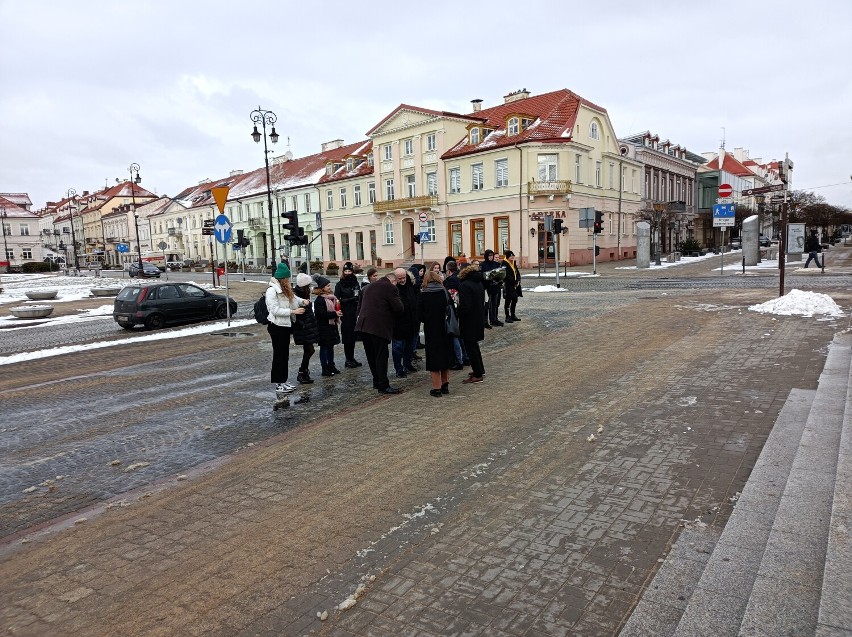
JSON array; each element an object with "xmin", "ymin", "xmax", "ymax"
[{"xmin": 275, "ymin": 383, "xmax": 296, "ymax": 397}]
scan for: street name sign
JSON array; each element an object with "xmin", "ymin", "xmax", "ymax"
[{"xmin": 742, "ymin": 184, "xmax": 785, "ymax": 196}]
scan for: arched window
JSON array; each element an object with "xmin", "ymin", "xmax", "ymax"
[
  {"xmin": 589, "ymin": 121, "xmax": 600, "ymax": 140},
  {"xmin": 508, "ymin": 117, "xmax": 519, "ymax": 136}
]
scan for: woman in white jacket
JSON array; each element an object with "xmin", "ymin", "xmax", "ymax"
[{"xmin": 265, "ymin": 262, "xmax": 308, "ymax": 398}]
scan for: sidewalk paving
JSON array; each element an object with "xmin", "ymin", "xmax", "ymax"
[{"xmin": 1, "ymin": 273, "xmax": 851, "ymax": 636}]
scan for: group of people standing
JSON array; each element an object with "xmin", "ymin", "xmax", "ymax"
[{"xmin": 264, "ymin": 251, "xmax": 523, "ymax": 399}]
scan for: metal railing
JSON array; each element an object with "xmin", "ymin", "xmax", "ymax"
[
  {"xmin": 528, "ymin": 180, "xmax": 573, "ymax": 195},
  {"xmin": 373, "ymin": 195, "xmax": 437, "ymax": 213}
]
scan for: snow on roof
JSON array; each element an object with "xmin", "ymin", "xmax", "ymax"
[{"xmin": 0, "ymin": 196, "xmax": 39, "ymax": 218}]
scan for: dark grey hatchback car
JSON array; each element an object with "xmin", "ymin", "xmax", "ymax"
[{"xmin": 113, "ymin": 282, "xmax": 238, "ymax": 330}]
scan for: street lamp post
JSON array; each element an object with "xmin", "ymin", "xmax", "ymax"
[
  {"xmin": 0, "ymin": 205, "xmax": 9, "ymax": 273},
  {"xmin": 66, "ymin": 188, "xmax": 79, "ymax": 273},
  {"xmin": 250, "ymin": 106, "xmax": 280, "ymax": 269},
  {"xmin": 128, "ymin": 163, "xmax": 144, "ymax": 273}
]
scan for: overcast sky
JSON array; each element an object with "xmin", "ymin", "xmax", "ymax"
[{"xmin": 2, "ymin": 0, "xmax": 850, "ymax": 211}]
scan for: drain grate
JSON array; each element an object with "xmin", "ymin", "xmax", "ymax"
[{"xmin": 212, "ymin": 331, "xmax": 256, "ymax": 338}]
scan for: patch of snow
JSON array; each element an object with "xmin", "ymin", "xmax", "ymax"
[{"xmin": 748, "ymin": 289, "xmax": 844, "ymax": 317}]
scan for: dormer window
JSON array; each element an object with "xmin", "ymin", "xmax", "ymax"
[
  {"xmin": 508, "ymin": 117, "xmax": 519, "ymax": 136},
  {"xmin": 367, "ymin": 153, "xmax": 374, "ymax": 167},
  {"xmin": 346, "ymin": 158, "xmax": 354, "ymax": 171},
  {"xmin": 470, "ymin": 128, "xmax": 480, "ymax": 145},
  {"xmin": 589, "ymin": 121, "xmax": 600, "ymax": 140},
  {"xmin": 521, "ymin": 118, "xmax": 533, "ymax": 131},
  {"xmin": 326, "ymin": 163, "xmax": 333, "ymax": 176}
]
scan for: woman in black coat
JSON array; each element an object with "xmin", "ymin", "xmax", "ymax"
[
  {"xmin": 312, "ymin": 276, "xmax": 342, "ymax": 376},
  {"xmin": 457, "ymin": 265, "xmax": 486, "ymax": 383},
  {"xmin": 417, "ymin": 270, "xmax": 453, "ymax": 397},
  {"xmin": 292, "ymin": 274, "xmax": 319, "ymax": 384},
  {"xmin": 503, "ymin": 250, "xmax": 523, "ymax": 322},
  {"xmin": 334, "ymin": 262, "xmax": 363, "ymax": 368}
]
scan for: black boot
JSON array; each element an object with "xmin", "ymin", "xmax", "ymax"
[
  {"xmin": 321, "ymin": 367, "xmax": 334, "ymax": 377},
  {"xmin": 440, "ymin": 382, "xmax": 449, "ymax": 395},
  {"xmin": 296, "ymin": 370, "xmax": 314, "ymax": 384}
]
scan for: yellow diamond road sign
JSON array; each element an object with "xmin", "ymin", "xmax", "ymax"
[{"xmin": 211, "ymin": 186, "xmax": 230, "ymax": 214}]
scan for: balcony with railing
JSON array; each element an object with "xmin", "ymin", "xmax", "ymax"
[
  {"xmin": 167, "ymin": 228, "xmax": 182, "ymax": 237},
  {"xmin": 248, "ymin": 217, "xmax": 266, "ymax": 229},
  {"xmin": 528, "ymin": 179, "xmax": 573, "ymax": 196},
  {"xmin": 373, "ymin": 195, "xmax": 437, "ymax": 213}
]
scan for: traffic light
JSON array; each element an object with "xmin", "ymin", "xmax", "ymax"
[
  {"xmin": 553, "ymin": 218, "xmax": 563, "ymax": 234},
  {"xmin": 593, "ymin": 210, "xmax": 603, "ymax": 234},
  {"xmin": 293, "ymin": 227, "xmax": 309, "ymax": 246},
  {"xmin": 281, "ymin": 210, "xmax": 298, "ymax": 241},
  {"xmin": 241, "ymin": 236, "xmax": 251, "ymax": 247},
  {"xmin": 594, "ymin": 245, "xmax": 600, "ymax": 257},
  {"xmin": 413, "ymin": 234, "xmax": 421, "ymax": 244}
]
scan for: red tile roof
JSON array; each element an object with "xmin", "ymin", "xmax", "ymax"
[
  {"xmin": 704, "ymin": 152, "xmax": 754, "ymax": 177},
  {"xmin": 0, "ymin": 196, "xmax": 37, "ymax": 218},
  {"xmin": 442, "ymin": 89, "xmax": 608, "ymax": 160}
]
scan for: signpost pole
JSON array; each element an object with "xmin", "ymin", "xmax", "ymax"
[
  {"xmin": 555, "ymin": 231, "xmax": 560, "ymax": 288},
  {"xmin": 720, "ymin": 228, "xmax": 725, "ymax": 276}
]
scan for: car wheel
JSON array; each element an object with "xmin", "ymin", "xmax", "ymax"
[
  {"xmin": 215, "ymin": 303, "xmax": 228, "ymax": 319},
  {"xmin": 144, "ymin": 313, "xmax": 166, "ymax": 330}
]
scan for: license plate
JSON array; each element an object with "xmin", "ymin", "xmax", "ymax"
[{"xmin": 117, "ymin": 316, "xmax": 129, "ymax": 323}]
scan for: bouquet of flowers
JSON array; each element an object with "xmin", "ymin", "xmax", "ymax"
[{"xmin": 485, "ymin": 268, "xmax": 506, "ymax": 285}]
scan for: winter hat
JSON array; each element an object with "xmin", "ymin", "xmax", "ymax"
[
  {"xmin": 274, "ymin": 262, "xmax": 291, "ymax": 279},
  {"xmin": 504, "ymin": 250, "xmax": 515, "ymax": 258},
  {"xmin": 295, "ymin": 273, "xmax": 313, "ymax": 288},
  {"xmin": 314, "ymin": 275, "xmax": 331, "ymax": 289},
  {"xmin": 342, "ymin": 261, "xmax": 354, "ymax": 272}
]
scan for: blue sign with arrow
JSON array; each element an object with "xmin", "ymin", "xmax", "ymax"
[
  {"xmin": 712, "ymin": 203, "xmax": 736, "ymax": 227},
  {"xmin": 116, "ymin": 243, "xmax": 129, "ymax": 253},
  {"xmin": 214, "ymin": 214, "xmax": 232, "ymax": 244}
]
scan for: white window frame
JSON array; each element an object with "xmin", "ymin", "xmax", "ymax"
[
  {"xmin": 537, "ymin": 154, "xmax": 557, "ymax": 182},
  {"xmin": 19, "ymin": 223, "xmax": 30, "ymax": 236},
  {"xmin": 589, "ymin": 121, "xmax": 600, "ymax": 140},
  {"xmin": 354, "ymin": 184, "xmax": 362, "ymax": 207},
  {"xmin": 496, "ymin": 158, "xmax": 508, "ymax": 187},
  {"xmin": 406, "ymin": 174, "xmax": 416, "ymax": 198},
  {"xmin": 470, "ymin": 128, "xmax": 480, "ymax": 145},
  {"xmin": 385, "ymin": 178, "xmax": 395, "ymax": 201},
  {"xmin": 383, "ymin": 144, "xmax": 392, "ymax": 161},
  {"xmin": 404, "ymin": 139, "xmax": 413, "ymax": 156},
  {"xmin": 422, "ymin": 219, "xmax": 436, "ymax": 242},
  {"xmin": 449, "ymin": 168, "xmax": 461, "ymax": 194},
  {"xmin": 608, "ymin": 162, "xmax": 615, "ymax": 189},
  {"xmin": 304, "ymin": 193, "xmax": 312, "ymax": 213},
  {"xmin": 575, "ymin": 154, "xmax": 583, "ymax": 184},
  {"xmin": 346, "ymin": 158, "xmax": 354, "ymax": 171},
  {"xmin": 326, "ymin": 189, "xmax": 333, "ymax": 209},
  {"xmin": 472, "ymin": 163, "xmax": 484, "ymax": 191},
  {"xmin": 367, "ymin": 153, "xmax": 374, "ymax": 167},
  {"xmin": 384, "ymin": 217, "xmax": 394, "ymax": 244},
  {"xmin": 368, "ymin": 182, "xmax": 376, "ymax": 204},
  {"xmin": 339, "ymin": 187, "xmax": 347, "ymax": 209},
  {"xmin": 426, "ymin": 133, "xmax": 436, "ymax": 151},
  {"xmin": 508, "ymin": 117, "xmax": 519, "ymax": 136},
  {"xmin": 595, "ymin": 161, "xmax": 602, "ymax": 188},
  {"xmin": 426, "ymin": 172, "xmax": 437, "ymax": 196}
]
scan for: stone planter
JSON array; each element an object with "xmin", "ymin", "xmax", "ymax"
[
  {"xmin": 25, "ymin": 289, "xmax": 58, "ymax": 300},
  {"xmin": 10, "ymin": 305, "xmax": 54, "ymax": 319},
  {"xmin": 90, "ymin": 287, "xmax": 121, "ymax": 297}
]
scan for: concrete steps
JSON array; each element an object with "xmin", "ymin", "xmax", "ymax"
[{"xmin": 621, "ymin": 334, "xmax": 852, "ymax": 637}]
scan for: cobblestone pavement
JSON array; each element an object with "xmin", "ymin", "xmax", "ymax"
[{"xmin": 1, "ymin": 251, "xmax": 852, "ymax": 636}]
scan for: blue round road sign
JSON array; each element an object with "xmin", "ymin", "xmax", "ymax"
[{"xmin": 117, "ymin": 243, "xmax": 129, "ymax": 253}]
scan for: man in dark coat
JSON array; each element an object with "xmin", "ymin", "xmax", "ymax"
[
  {"xmin": 480, "ymin": 249, "xmax": 504, "ymax": 327},
  {"xmin": 804, "ymin": 233, "xmax": 823, "ymax": 268},
  {"xmin": 334, "ymin": 262, "xmax": 363, "ymax": 368},
  {"xmin": 457, "ymin": 265, "xmax": 487, "ymax": 383},
  {"xmin": 391, "ymin": 270, "xmax": 419, "ymax": 377},
  {"xmin": 503, "ymin": 250, "xmax": 523, "ymax": 323},
  {"xmin": 443, "ymin": 260, "xmax": 466, "ymax": 369},
  {"xmin": 355, "ymin": 270, "xmax": 405, "ymax": 394}
]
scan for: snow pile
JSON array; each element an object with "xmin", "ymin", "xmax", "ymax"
[
  {"xmin": 748, "ymin": 289, "xmax": 844, "ymax": 318},
  {"xmin": 528, "ymin": 285, "xmax": 569, "ymax": 293}
]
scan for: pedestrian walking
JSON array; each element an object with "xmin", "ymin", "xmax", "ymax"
[
  {"xmin": 292, "ymin": 273, "xmax": 319, "ymax": 384},
  {"xmin": 334, "ymin": 262, "xmax": 363, "ymax": 368},
  {"xmin": 355, "ymin": 270, "xmax": 404, "ymax": 394},
  {"xmin": 312, "ymin": 276, "xmax": 342, "ymax": 377},
  {"xmin": 503, "ymin": 250, "xmax": 523, "ymax": 322},
  {"xmin": 443, "ymin": 260, "xmax": 467, "ymax": 370},
  {"xmin": 457, "ymin": 264, "xmax": 486, "ymax": 383},
  {"xmin": 418, "ymin": 270, "xmax": 453, "ymax": 397},
  {"xmin": 804, "ymin": 233, "xmax": 823, "ymax": 268},
  {"xmin": 480, "ymin": 249, "xmax": 504, "ymax": 327},
  {"xmin": 392, "ymin": 268, "xmax": 419, "ymax": 378},
  {"xmin": 265, "ymin": 262, "xmax": 308, "ymax": 398}
]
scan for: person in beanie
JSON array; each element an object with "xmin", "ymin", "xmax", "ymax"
[
  {"xmin": 334, "ymin": 262, "xmax": 363, "ymax": 368},
  {"xmin": 503, "ymin": 250, "xmax": 522, "ymax": 322},
  {"xmin": 292, "ymin": 273, "xmax": 319, "ymax": 384},
  {"xmin": 265, "ymin": 262, "xmax": 309, "ymax": 398},
  {"xmin": 355, "ymin": 270, "xmax": 404, "ymax": 394},
  {"xmin": 312, "ymin": 275, "xmax": 342, "ymax": 376},
  {"xmin": 480, "ymin": 249, "xmax": 504, "ymax": 327},
  {"xmin": 457, "ymin": 264, "xmax": 486, "ymax": 383}
]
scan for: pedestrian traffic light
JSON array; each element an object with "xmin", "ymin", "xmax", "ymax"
[
  {"xmin": 595, "ymin": 245, "xmax": 600, "ymax": 256},
  {"xmin": 413, "ymin": 234, "xmax": 421, "ymax": 244},
  {"xmin": 294, "ymin": 227, "xmax": 309, "ymax": 246},
  {"xmin": 241, "ymin": 236, "xmax": 251, "ymax": 247},
  {"xmin": 593, "ymin": 210, "xmax": 603, "ymax": 234},
  {"xmin": 281, "ymin": 210, "xmax": 298, "ymax": 241},
  {"xmin": 553, "ymin": 218, "xmax": 563, "ymax": 234}
]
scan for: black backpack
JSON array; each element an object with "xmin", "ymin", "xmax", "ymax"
[{"xmin": 253, "ymin": 289, "xmax": 270, "ymax": 325}]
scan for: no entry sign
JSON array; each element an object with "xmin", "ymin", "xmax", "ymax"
[{"xmin": 718, "ymin": 183, "xmax": 733, "ymax": 197}]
